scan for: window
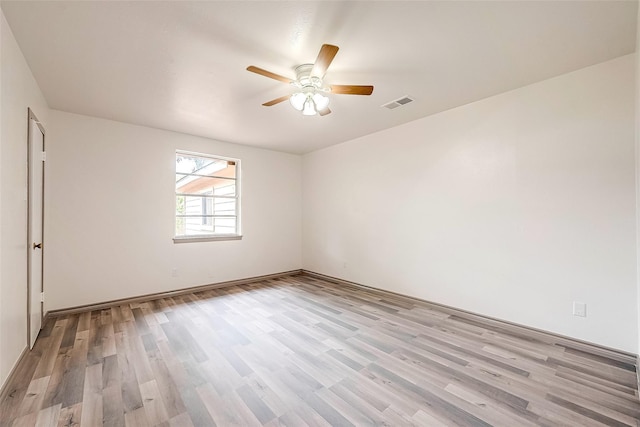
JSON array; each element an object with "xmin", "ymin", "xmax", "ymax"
[{"xmin": 174, "ymin": 151, "xmax": 241, "ymax": 241}]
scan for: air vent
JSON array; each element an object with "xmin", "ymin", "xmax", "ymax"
[
  {"xmin": 382, "ymin": 96, "xmax": 415, "ymax": 110},
  {"xmin": 382, "ymin": 101, "xmax": 402, "ymax": 110}
]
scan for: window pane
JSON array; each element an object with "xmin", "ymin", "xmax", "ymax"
[
  {"xmin": 176, "ymin": 174, "xmax": 236, "ymax": 196},
  {"xmin": 177, "ymin": 216, "xmax": 237, "ymax": 236},
  {"xmin": 176, "ymin": 151, "xmax": 239, "ymax": 238},
  {"xmin": 176, "ymin": 156, "xmax": 235, "ymax": 176},
  {"xmin": 212, "ymin": 217, "xmax": 236, "ymax": 233},
  {"xmin": 214, "ymin": 182, "xmax": 236, "ymax": 196},
  {"xmin": 176, "ymin": 196, "xmax": 236, "ymax": 216},
  {"xmin": 176, "ymin": 155, "xmax": 233, "ymax": 176}
]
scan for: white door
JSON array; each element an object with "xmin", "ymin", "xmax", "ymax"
[{"xmin": 28, "ymin": 115, "xmax": 44, "ymax": 349}]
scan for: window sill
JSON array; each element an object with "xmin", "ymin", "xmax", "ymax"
[{"xmin": 173, "ymin": 235, "xmax": 243, "ymax": 243}]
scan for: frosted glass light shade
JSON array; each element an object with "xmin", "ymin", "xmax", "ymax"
[
  {"xmin": 313, "ymin": 93, "xmax": 329, "ymax": 111},
  {"xmin": 290, "ymin": 90, "xmax": 330, "ymax": 116},
  {"xmin": 302, "ymin": 98, "xmax": 316, "ymax": 116},
  {"xmin": 290, "ymin": 92, "xmax": 306, "ymax": 111}
]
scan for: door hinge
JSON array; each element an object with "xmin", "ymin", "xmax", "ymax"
[
  {"xmin": 40, "ymin": 292, "xmax": 44, "ymax": 303},
  {"xmin": 41, "ymin": 151, "xmax": 46, "ymax": 162}
]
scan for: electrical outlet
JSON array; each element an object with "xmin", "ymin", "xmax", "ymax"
[
  {"xmin": 171, "ymin": 268, "xmax": 178, "ymax": 277},
  {"xmin": 572, "ymin": 301, "xmax": 586, "ymax": 317},
  {"xmin": 343, "ymin": 262, "xmax": 347, "ymax": 269}
]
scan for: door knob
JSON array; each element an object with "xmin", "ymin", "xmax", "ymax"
[{"xmin": 33, "ymin": 242, "xmax": 42, "ymax": 249}]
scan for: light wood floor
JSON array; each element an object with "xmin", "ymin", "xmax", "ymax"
[{"xmin": 1, "ymin": 274, "xmax": 639, "ymax": 426}]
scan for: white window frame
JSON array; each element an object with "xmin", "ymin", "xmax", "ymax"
[{"xmin": 173, "ymin": 150, "xmax": 242, "ymax": 243}]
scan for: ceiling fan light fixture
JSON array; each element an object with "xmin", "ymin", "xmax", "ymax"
[
  {"xmin": 312, "ymin": 92, "xmax": 329, "ymax": 111},
  {"xmin": 302, "ymin": 97, "xmax": 317, "ymax": 116},
  {"xmin": 290, "ymin": 92, "xmax": 306, "ymax": 111},
  {"xmin": 290, "ymin": 90, "xmax": 330, "ymax": 116}
]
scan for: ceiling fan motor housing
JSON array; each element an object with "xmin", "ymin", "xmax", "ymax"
[{"xmin": 294, "ymin": 64, "xmax": 326, "ymax": 91}]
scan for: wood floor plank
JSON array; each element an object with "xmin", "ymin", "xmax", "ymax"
[
  {"xmin": 315, "ymin": 387, "xmax": 379, "ymax": 426},
  {"xmin": 34, "ymin": 403, "xmax": 61, "ymax": 427},
  {"xmin": 123, "ymin": 406, "xmax": 149, "ymax": 427},
  {"xmin": 526, "ymin": 401, "xmax": 612, "ymax": 427},
  {"xmin": 139, "ymin": 379, "xmax": 170, "ymax": 426},
  {"xmin": 147, "ymin": 349, "xmax": 187, "ymax": 419},
  {"xmin": 168, "ymin": 412, "xmax": 195, "ymax": 427},
  {"xmin": 101, "ymin": 383, "xmax": 124, "ymax": 427},
  {"xmin": 444, "ymin": 382, "xmax": 540, "ymax": 427},
  {"xmin": 10, "ymin": 412, "xmax": 38, "ymax": 427},
  {"xmin": 178, "ymin": 386, "xmax": 216, "ymax": 426},
  {"xmin": 0, "ymin": 351, "xmax": 41, "ymax": 424},
  {"xmin": 59, "ymin": 316, "xmax": 78, "ymax": 349},
  {"xmin": 334, "ymin": 377, "xmax": 391, "ymax": 413},
  {"xmin": 546, "ymin": 391, "xmax": 638, "ymax": 426},
  {"xmin": 411, "ymin": 408, "xmax": 450, "ymax": 426},
  {"xmin": 114, "ymin": 331, "xmax": 144, "ymax": 414},
  {"xmin": 2, "ymin": 273, "xmax": 639, "ymax": 426},
  {"xmin": 236, "ymin": 383, "xmax": 277, "ymax": 424},
  {"xmin": 56, "ymin": 402, "xmax": 81, "ymax": 427},
  {"xmin": 33, "ymin": 324, "xmax": 65, "ymax": 380},
  {"xmin": 80, "ymin": 363, "xmax": 103, "ymax": 427},
  {"xmin": 380, "ymin": 404, "xmax": 423, "ymax": 427},
  {"xmin": 16, "ymin": 376, "xmax": 50, "ymax": 418}
]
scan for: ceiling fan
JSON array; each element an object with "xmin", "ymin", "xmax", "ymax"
[{"xmin": 246, "ymin": 44, "xmax": 374, "ymax": 116}]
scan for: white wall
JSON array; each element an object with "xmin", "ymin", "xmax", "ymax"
[
  {"xmin": 0, "ymin": 10, "xmax": 49, "ymax": 388},
  {"xmin": 45, "ymin": 111, "xmax": 301, "ymax": 310},
  {"xmin": 303, "ymin": 54, "xmax": 638, "ymax": 353}
]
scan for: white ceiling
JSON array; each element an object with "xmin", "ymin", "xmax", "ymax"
[{"xmin": 1, "ymin": 1, "xmax": 637, "ymax": 154}]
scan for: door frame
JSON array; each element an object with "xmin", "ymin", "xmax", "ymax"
[{"xmin": 26, "ymin": 108, "xmax": 45, "ymax": 347}]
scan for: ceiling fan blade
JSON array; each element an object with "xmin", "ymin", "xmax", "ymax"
[
  {"xmin": 311, "ymin": 44, "xmax": 339, "ymax": 78},
  {"xmin": 247, "ymin": 66, "xmax": 292, "ymax": 83},
  {"xmin": 318, "ymin": 107, "xmax": 331, "ymax": 116},
  {"xmin": 262, "ymin": 95, "xmax": 290, "ymax": 107},
  {"xmin": 331, "ymin": 85, "xmax": 374, "ymax": 95}
]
